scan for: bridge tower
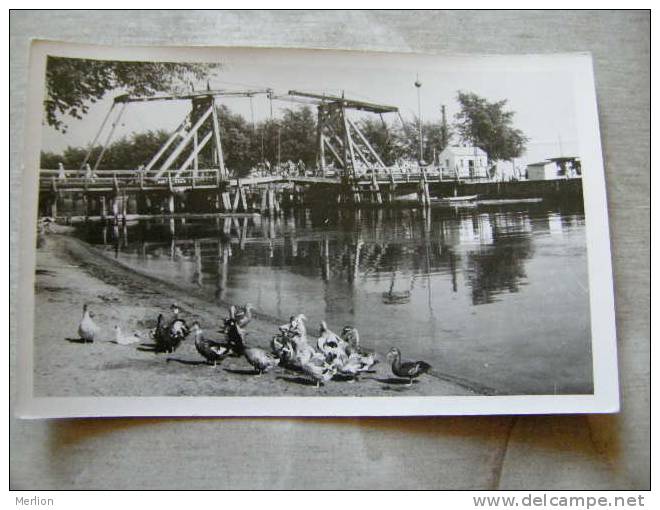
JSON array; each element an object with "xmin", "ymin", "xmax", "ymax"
[
  {"xmin": 106, "ymin": 89, "xmax": 272, "ymax": 182},
  {"xmin": 287, "ymin": 91, "xmax": 399, "ymax": 204}
]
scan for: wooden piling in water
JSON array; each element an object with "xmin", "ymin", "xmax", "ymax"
[
  {"xmin": 274, "ymin": 189, "xmax": 281, "ymax": 215},
  {"xmin": 50, "ymin": 194, "xmax": 58, "ymax": 219},
  {"xmin": 168, "ymin": 193, "xmax": 175, "ymax": 214},
  {"xmin": 268, "ymin": 187, "xmax": 275, "ymax": 216},
  {"xmin": 99, "ymin": 196, "xmax": 107, "ymax": 219},
  {"xmin": 111, "ymin": 195, "xmax": 119, "ymax": 223},
  {"xmin": 221, "ymin": 192, "xmax": 232, "ymax": 212},
  {"xmin": 418, "ymin": 171, "xmax": 431, "ymax": 207},
  {"xmin": 370, "ymin": 177, "xmax": 383, "ymax": 205}
]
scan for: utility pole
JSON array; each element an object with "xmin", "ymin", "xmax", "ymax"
[
  {"xmin": 277, "ymin": 125, "xmax": 282, "ymax": 170},
  {"xmin": 261, "ymin": 128, "xmax": 265, "ymax": 164},
  {"xmin": 441, "ymin": 105, "xmax": 448, "ymax": 149},
  {"xmin": 415, "ymin": 74, "xmax": 423, "ymax": 164}
]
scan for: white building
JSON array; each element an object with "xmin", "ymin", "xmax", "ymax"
[
  {"xmin": 438, "ymin": 146, "xmax": 489, "ymax": 180},
  {"xmin": 526, "ymin": 161, "xmax": 560, "ymax": 181},
  {"xmin": 526, "ymin": 157, "xmax": 581, "ymax": 181}
]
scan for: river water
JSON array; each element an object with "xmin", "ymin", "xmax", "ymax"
[{"xmin": 79, "ymin": 201, "xmax": 593, "ymax": 395}]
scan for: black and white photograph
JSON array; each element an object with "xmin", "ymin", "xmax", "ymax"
[{"xmin": 16, "ymin": 42, "xmax": 618, "ymax": 417}]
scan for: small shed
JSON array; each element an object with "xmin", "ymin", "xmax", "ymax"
[
  {"xmin": 526, "ymin": 157, "xmax": 581, "ymax": 181},
  {"xmin": 438, "ymin": 145, "xmax": 489, "ymax": 180},
  {"xmin": 527, "ymin": 161, "xmax": 560, "ymax": 181}
]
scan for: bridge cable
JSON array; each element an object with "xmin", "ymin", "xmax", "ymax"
[
  {"xmin": 79, "ymin": 103, "xmax": 116, "ymax": 170},
  {"xmin": 93, "ymin": 102, "xmax": 127, "ymax": 172}
]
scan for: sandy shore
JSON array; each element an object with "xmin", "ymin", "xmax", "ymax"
[{"xmin": 33, "ymin": 230, "xmax": 476, "ymax": 397}]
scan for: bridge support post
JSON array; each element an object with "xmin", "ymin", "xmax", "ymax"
[
  {"xmin": 260, "ymin": 186, "xmax": 282, "ymax": 216},
  {"xmin": 49, "ymin": 194, "xmax": 58, "ymax": 219},
  {"xmin": 241, "ymin": 187, "xmax": 248, "ymax": 212},
  {"xmin": 122, "ymin": 192, "xmax": 128, "ymax": 219},
  {"xmin": 231, "ymin": 184, "xmax": 248, "ymax": 212},
  {"xmin": 251, "ymin": 189, "xmax": 260, "ymax": 211},
  {"xmin": 353, "ymin": 182, "xmax": 362, "ymax": 204},
  {"xmin": 386, "ymin": 174, "xmax": 397, "ymax": 203},
  {"xmin": 168, "ymin": 193, "xmax": 175, "ymax": 215},
  {"xmin": 338, "ymin": 177, "xmax": 360, "ymax": 206},
  {"xmin": 220, "ymin": 192, "xmax": 231, "ymax": 212},
  {"xmin": 99, "ymin": 196, "xmax": 107, "ymax": 219},
  {"xmin": 370, "ymin": 178, "xmax": 383, "ymax": 205},
  {"xmin": 274, "ymin": 189, "xmax": 281, "ymax": 215},
  {"xmin": 111, "ymin": 195, "xmax": 119, "ymax": 223},
  {"xmin": 418, "ymin": 172, "xmax": 431, "ymax": 207},
  {"xmin": 268, "ymin": 187, "xmax": 275, "ymax": 216},
  {"xmin": 136, "ymin": 192, "xmax": 149, "ymax": 215}
]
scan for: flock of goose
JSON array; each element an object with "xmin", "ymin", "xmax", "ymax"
[{"xmin": 77, "ymin": 302, "xmax": 433, "ymax": 388}]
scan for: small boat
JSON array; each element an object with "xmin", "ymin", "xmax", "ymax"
[
  {"xmin": 433, "ymin": 194, "xmax": 478, "ymax": 205},
  {"xmin": 393, "ymin": 193, "xmax": 419, "ymax": 202},
  {"xmin": 476, "ymin": 198, "xmax": 543, "ymax": 205}
]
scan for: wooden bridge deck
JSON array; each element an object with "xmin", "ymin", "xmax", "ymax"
[
  {"xmin": 39, "ymin": 169, "xmax": 448, "ymax": 193},
  {"xmin": 38, "ymin": 168, "xmax": 583, "ymax": 220}
]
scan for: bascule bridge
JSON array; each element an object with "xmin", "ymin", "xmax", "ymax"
[{"xmin": 39, "ymin": 88, "xmax": 437, "ymax": 221}]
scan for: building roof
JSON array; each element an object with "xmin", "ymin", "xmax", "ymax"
[
  {"xmin": 548, "ymin": 156, "xmax": 580, "ymax": 162},
  {"xmin": 441, "ymin": 146, "xmax": 487, "ymax": 157},
  {"xmin": 528, "ymin": 156, "xmax": 580, "ymax": 167}
]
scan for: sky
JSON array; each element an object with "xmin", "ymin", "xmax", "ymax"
[{"xmin": 41, "ymin": 48, "xmax": 581, "ymax": 166}]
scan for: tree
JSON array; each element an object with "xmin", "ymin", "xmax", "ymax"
[
  {"xmin": 356, "ymin": 118, "xmax": 401, "ymax": 166},
  {"xmin": 403, "ymin": 115, "xmax": 453, "ymax": 164},
  {"xmin": 44, "ymin": 56, "xmax": 217, "ymax": 132},
  {"xmin": 40, "ymin": 130, "xmax": 176, "ymax": 170},
  {"xmin": 423, "ymin": 116, "xmax": 451, "ymax": 162},
  {"xmin": 375, "ymin": 115, "xmax": 451, "ymax": 164},
  {"xmin": 277, "ymin": 107, "xmax": 317, "ymax": 166},
  {"xmin": 454, "ymin": 91, "xmax": 528, "ymax": 163},
  {"xmin": 217, "ymin": 105, "xmax": 258, "ymax": 175}
]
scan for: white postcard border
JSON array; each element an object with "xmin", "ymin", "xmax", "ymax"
[{"xmin": 15, "ymin": 41, "xmax": 619, "ymax": 418}]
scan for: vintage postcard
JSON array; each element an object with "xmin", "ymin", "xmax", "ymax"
[{"xmin": 15, "ymin": 41, "xmax": 618, "ymax": 417}]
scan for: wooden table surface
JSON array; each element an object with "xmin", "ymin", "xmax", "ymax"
[{"xmin": 9, "ymin": 10, "xmax": 650, "ymax": 489}]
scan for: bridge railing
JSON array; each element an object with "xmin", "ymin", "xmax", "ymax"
[
  {"xmin": 38, "ymin": 167, "xmax": 472, "ymax": 191},
  {"xmin": 39, "ymin": 169, "xmax": 223, "ymax": 189}
]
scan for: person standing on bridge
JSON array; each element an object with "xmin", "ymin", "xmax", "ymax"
[
  {"xmin": 135, "ymin": 164, "xmax": 145, "ymax": 184},
  {"xmin": 84, "ymin": 163, "xmax": 98, "ymax": 182},
  {"xmin": 57, "ymin": 162, "xmax": 66, "ymax": 180}
]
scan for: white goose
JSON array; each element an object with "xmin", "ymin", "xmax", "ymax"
[
  {"xmin": 272, "ymin": 314, "xmax": 315, "ymax": 368},
  {"xmin": 244, "ymin": 344, "xmax": 280, "ymax": 375},
  {"xmin": 78, "ymin": 304, "xmax": 99, "ymax": 343},
  {"xmin": 113, "ymin": 325, "xmax": 141, "ymax": 345},
  {"xmin": 300, "ymin": 352, "xmax": 337, "ymax": 388},
  {"xmin": 341, "ymin": 326, "xmax": 378, "ymax": 370},
  {"xmin": 317, "ymin": 321, "xmax": 349, "ymax": 360}
]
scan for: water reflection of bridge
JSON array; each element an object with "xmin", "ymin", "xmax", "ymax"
[{"xmin": 96, "ymin": 205, "xmax": 582, "ymax": 308}]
